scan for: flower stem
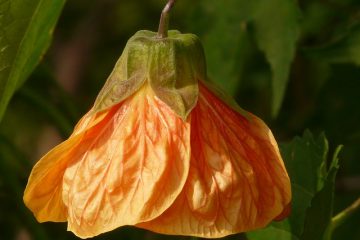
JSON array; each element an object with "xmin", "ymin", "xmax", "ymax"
[{"xmin": 157, "ymin": 0, "xmax": 176, "ymax": 38}]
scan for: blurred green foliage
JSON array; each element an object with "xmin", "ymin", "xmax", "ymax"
[
  {"xmin": 0, "ymin": 0, "xmax": 66, "ymax": 121},
  {"xmin": 247, "ymin": 132, "xmax": 341, "ymax": 240},
  {"xmin": 0, "ymin": 0, "xmax": 359, "ymax": 239}
]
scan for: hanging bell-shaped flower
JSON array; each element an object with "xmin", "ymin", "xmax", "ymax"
[{"xmin": 23, "ymin": 2, "xmax": 291, "ymax": 238}]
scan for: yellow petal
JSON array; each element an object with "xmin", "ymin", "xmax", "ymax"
[
  {"xmin": 137, "ymin": 83, "xmax": 291, "ymax": 238},
  {"xmin": 23, "ymin": 109, "xmax": 111, "ymax": 222},
  {"xmin": 63, "ymin": 86, "xmax": 191, "ymax": 238}
]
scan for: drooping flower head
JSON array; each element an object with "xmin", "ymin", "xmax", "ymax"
[{"xmin": 24, "ymin": 29, "xmax": 291, "ymax": 238}]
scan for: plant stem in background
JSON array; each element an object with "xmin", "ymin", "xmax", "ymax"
[
  {"xmin": 325, "ymin": 197, "xmax": 360, "ymax": 239},
  {"xmin": 332, "ymin": 197, "xmax": 360, "ymax": 229}
]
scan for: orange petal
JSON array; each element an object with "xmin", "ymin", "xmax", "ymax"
[
  {"xmin": 62, "ymin": 86, "xmax": 191, "ymax": 238},
  {"xmin": 137, "ymin": 83, "xmax": 291, "ymax": 238},
  {"xmin": 23, "ymin": 108, "xmax": 112, "ymax": 222}
]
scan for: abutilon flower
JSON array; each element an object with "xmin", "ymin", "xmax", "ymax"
[{"xmin": 24, "ymin": 29, "xmax": 291, "ymax": 239}]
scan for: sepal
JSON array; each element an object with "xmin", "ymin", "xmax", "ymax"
[{"xmin": 94, "ymin": 30, "xmax": 206, "ymax": 120}]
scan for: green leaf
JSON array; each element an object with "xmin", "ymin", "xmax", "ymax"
[
  {"xmin": 247, "ymin": 222, "xmax": 299, "ymax": 240},
  {"xmin": 247, "ymin": 131, "xmax": 341, "ymax": 240},
  {"xmin": 252, "ymin": 0, "xmax": 301, "ymax": 117},
  {"xmin": 187, "ymin": 0, "xmax": 258, "ymax": 96},
  {"xmin": 0, "ymin": 0, "xmax": 66, "ymax": 122},
  {"xmin": 277, "ymin": 131, "xmax": 330, "ymax": 238},
  {"xmin": 301, "ymin": 146, "xmax": 341, "ymax": 240},
  {"xmin": 305, "ymin": 24, "xmax": 360, "ymax": 66},
  {"xmin": 186, "ymin": 0, "xmax": 300, "ymax": 109}
]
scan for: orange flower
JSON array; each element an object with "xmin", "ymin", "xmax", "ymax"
[{"xmin": 23, "ymin": 30, "xmax": 291, "ymax": 239}]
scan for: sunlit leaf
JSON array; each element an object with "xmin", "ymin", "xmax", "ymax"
[
  {"xmin": 247, "ymin": 223, "xmax": 298, "ymax": 240},
  {"xmin": 0, "ymin": 0, "xmax": 66, "ymax": 122}
]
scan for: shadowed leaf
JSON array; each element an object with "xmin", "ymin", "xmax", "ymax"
[
  {"xmin": 301, "ymin": 146, "xmax": 341, "ymax": 240},
  {"xmin": 187, "ymin": 0, "xmax": 258, "ymax": 96},
  {"xmin": 252, "ymin": 0, "xmax": 300, "ymax": 117},
  {"xmin": 247, "ymin": 131, "xmax": 341, "ymax": 240},
  {"xmin": 305, "ymin": 24, "xmax": 360, "ymax": 66}
]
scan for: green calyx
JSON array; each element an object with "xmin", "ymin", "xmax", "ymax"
[{"xmin": 93, "ymin": 30, "xmax": 206, "ymax": 120}]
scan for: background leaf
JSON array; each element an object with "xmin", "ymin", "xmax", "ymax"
[
  {"xmin": 0, "ymin": 0, "xmax": 66, "ymax": 122},
  {"xmin": 186, "ymin": 0, "xmax": 259, "ymax": 96},
  {"xmin": 246, "ymin": 222, "xmax": 299, "ymax": 240},
  {"xmin": 305, "ymin": 23, "xmax": 360, "ymax": 66},
  {"xmin": 247, "ymin": 131, "xmax": 341, "ymax": 240},
  {"xmin": 252, "ymin": 0, "xmax": 300, "ymax": 117},
  {"xmin": 301, "ymin": 146, "xmax": 341, "ymax": 240}
]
